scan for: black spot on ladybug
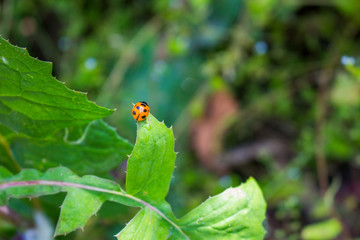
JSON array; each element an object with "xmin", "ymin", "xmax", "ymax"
[
  {"xmin": 132, "ymin": 111, "xmax": 136, "ymax": 115},
  {"xmin": 140, "ymin": 103, "xmax": 146, "ymax": 107},
  {"xmin": 136, "ymin": 106, "xmax": 140, "ymax": 110},
  {"xmin": 141, "ymin": 115, "xmax": 146, "ymax": 119},
  {"xmin": 143, "ymin": 109, "xmax": 147, "ymax": 112}
]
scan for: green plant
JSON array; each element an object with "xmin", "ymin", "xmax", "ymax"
[{"xmin": 0, "ymin": 37, "xmax": 266, "ymax": 239}]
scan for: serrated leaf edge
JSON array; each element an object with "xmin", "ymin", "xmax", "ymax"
[
  {"xmin": 0, "ymin": 176, "xmax": 189, "ymax": 239},
  {"xmin": 0, "ymin": 37, "xmax": 115, "ymax": 118}
]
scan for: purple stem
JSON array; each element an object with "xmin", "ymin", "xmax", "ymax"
[{"xmin": 0, "ymin": 180, "xmax": 188, "ymax": 239}]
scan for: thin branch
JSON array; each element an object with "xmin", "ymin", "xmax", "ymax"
[
  {"xmin": 315, "ymin": 68, "xmax": 332, "ymax": 194},
  {"xmin": 0, "ymin": 205, "xmax": 33, "ymax": 228}
]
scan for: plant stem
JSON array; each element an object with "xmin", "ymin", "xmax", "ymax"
[
  {"xmin": 0, "ymin": 133, "xmax": 21, "ymax": 173},
  {"xmin": 0, "ymin": 180, "xmax": 189, "ymax": 240},
  {"xmin": 0, "ymin": 205, "xmax": 34, "ymax": 228},
  {"xmin": 314, "ymin": 68, "xmax": 331, "ymax": 195}
]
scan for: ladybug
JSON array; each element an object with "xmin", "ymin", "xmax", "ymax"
[{"xmin": 132, "ymin": 101, "xmax": 150, "ymax": 121}]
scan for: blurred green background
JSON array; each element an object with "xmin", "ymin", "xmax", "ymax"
[{"xmin": 1, "ymin": 0, "xmax": 360, "ymax": 239}]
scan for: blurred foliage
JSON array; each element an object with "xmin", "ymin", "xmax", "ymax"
[
  {"xmin": 1, "ymin": 0, "xmax": 360, "ymax": 239},
  {"xmin": 301, "ymin": 218, "xmax": 342, "ymax": 240}
]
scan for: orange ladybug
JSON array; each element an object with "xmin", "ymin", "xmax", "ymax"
[{"xmin": 132, "ymin": 101, "xmax": 150, "ymax": 121}]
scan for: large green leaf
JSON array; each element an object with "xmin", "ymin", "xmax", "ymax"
[
  {"xmin": 10, "ymin": 120, "xmax": 133, "ymax": 175},
  {"xmin": 126, "ymin": 114, "xmax": 176, "ymax": 202},
  {"xmin": 115, "ymin": 208, "xmax": 171, "ymax": 240},
  {"xmin": 56, "ymin": 188, "xmax": 104, "ymax": 236},
  {"xmin": 0, "ymin": 37, "xmax": 113, "ymax": 137},
  {"xmin": 174, "ymin": 178, "xmax": 267, "ymax": 240},
  {"xmin": 0, "ymin": 113, "xmax": 267, "ymax": 240},
  {"xmin": 0, "ymin": 167, "xmax": 138, "ymax": 235}
]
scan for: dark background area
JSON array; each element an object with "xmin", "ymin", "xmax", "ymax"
[{"xmin": 1, "ymin": 0, "xmax": 360, "ymax": 239}]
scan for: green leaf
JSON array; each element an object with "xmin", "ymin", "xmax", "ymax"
[
  {"xmin": 331, "ymin": 72, "xmax": 360, "ymax": 107},
  {"xmin": 0, "ymin": 167, "xmax": 137, "ymax": 236},
  {"xmin": 126, "ymin": 114, "xmax": 176, "ymax": 202},
  {"xmin": 176, "ymin": 178, "xmax": 266, "ymax": 240},
  {"xmin": 11, "ymin": 120, "xmax": 133, "ymax": 175},
  {"xmin": 0, "ymin": 166, "xmax": 12, "ymax": 178},
  {"xmin": 245, "ymin": 0, "xmax": 277, "ymax": 26},
  {"xmin": 0, "ymin": 166, "xmax": 190, "ymax": 238},
  {"xmin": 301, "ymin": 218, "xmax": 342, "ymax": 240},
  {"xmin": 0, "ymin": 37, "xmax": 113, "ymax": 137},
  {"xmin": 346, "ymin": 65, "xmax": 360, "ymax": 79},
  {"xmin": 56, "ymin": 188, "xmax": 104, "ymax": 236},
  {"xmin": 115, "ymin": 208, "xmax": 171, "ymax": 240},
  {"xmin": 0, "ymin": 113, "xmax": 267, "ymax": 240}
]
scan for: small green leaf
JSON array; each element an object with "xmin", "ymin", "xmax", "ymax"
[
  {"xmin": 126, "ymin": 114, "xmax": 176, "ymax": 202},
  {"xmin": 0, "ymin": 37, "xmax": 113, "ymax": 137},
  {"xmin": 177, "ymin": 178, "xmax": 267, "ymax": 240},
  {"xmin": 115, "ymin": 208, "xmax": 171, "ymax": 240},
  {"xmin": 301, "ymin": 218, "xmax": 342, "ymax": 240},
  {"xmin": 0, "ymin": 167, "xmax": 137, "ymax": 236},
  {"xmin": 11, "ymin": 120, "xmax": 133, "ymax": 175},
  {"xmin": 56, "ymin": 188, "xmax": 104, "ymax": 236},
  {"xmin": 0, "ymin": 166, "xmax": 12, "ymax": 178}
]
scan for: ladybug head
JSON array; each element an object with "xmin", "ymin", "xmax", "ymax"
[{"xmin": 140, "ymin": 101, "xmax": 148, "ymax": 106}]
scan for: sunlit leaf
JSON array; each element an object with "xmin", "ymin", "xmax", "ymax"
[
  {"xmin": 176, "ymin": 178, "xmax": 267, "ymax": 240},
  {"xmin": 331, "ymin": 72, "xmax": 360, "ymax": 107},
  {"xmin": 301, "ymin": 218, "xmax": 342, "ymax": 240},
  {"xmin": 115, "ymin": 208, "xmax": 170, "ymax": 240},
  {"xmin": 346, "ymin": 65, "xmax": 360, "ymax": 79},
  {"xmin": 126, "ymin": 114, "xmax": 176, "ymax": 203},
  {"xmin": 0, "ymin": 37, "xmax": 113, "ymax": 137}
]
